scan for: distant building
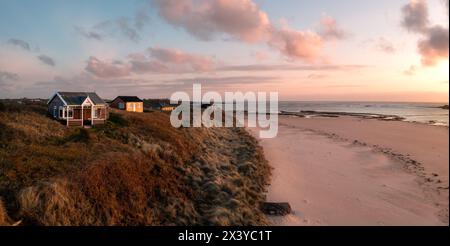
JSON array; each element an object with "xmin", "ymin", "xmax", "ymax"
[
  {"xmin": 48, "ymin": 92, "xmax": 109, "ymax": 126},
  {"xmin": 110, "ymin": 96, "xmax": 144, "ymax": 113},
  {"xmin": 148, "ymin": 101, "xmax": 177, "ymax": 111}
]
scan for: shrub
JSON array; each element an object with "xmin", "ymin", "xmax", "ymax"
[
  {"xmin": 64, "ymin": 128, "xmax": 91, "ymax": 143},
  {"xmin": 108, "ymin": 112, "xmax": 128, "ymax": 127},
  {"xmin": 17, "ymin": 180, "xmax": 94, "ymax": 225}
]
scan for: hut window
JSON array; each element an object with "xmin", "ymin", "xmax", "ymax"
[
  {"xmin": 67, "ymin": 108, "xmax": 73, "ymax": 118},
  {"xmin": 95, "ymin": 108, "xmax": 102, "ymax": 118},
  {"xmin": 118, "ymin": 102, "xmax": 125, "ymax": 109},
  {"xmin": 59, "ymin": 107, "xmax": 63, "ymax": 118},
  {"xmin": 93, "ymin": 108, "xmax": 101, "ymax": 118}
]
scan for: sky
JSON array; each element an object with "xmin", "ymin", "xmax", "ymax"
[{"xmin": 0, "ymin": 0, "xmax": 448, "ymax": 102}]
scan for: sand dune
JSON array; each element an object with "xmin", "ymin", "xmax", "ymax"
[{"xmin": 249, "ymin": 116, "xmax": 449, "ymax": 226}]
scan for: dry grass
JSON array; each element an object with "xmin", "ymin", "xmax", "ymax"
[
  {"xmin": 0, "ymin": 101, "xmax": 271, "ymax": 225},
  {"xmin": 0, "ymin": 197, "xmax": 10, "ymax": 226}
]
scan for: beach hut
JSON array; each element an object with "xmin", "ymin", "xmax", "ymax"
[
  {"xmin": 148, "ymin": 101, "xmax": 177, "ymax": 111},
  {"xmin": 47, "ymin": 92, "xmax": 109, "ymax": 126},
  {"xmin": 110, "ymin": 96, "xmax": 144, "ymax": 113}
]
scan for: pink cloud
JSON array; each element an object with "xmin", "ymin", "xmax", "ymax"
[
  {"xmin": 130, "ymin": 60, "xmax": 169, "ymax": 74},
  {"xmin": 375, "ymin": 37, "xmax": 396, "ymax": 54},
  {"xmin": 152, "ymin": 0, "xmax": 346, "ymax": 63},
  {"xmin": 401, "ymin": 0, "xmax": 449, "ymax": 66},
  {"xmin": 85, "ymin": 47, "xmax": 216, "ymax": 77},
  {"xmin": 153, "ymin": 0, "xmax": 270, "ymax": 42},
  {"xmin": 148, "ymin": 47, "xmax": 215, "ymax": 71},
  {"xmin": 318, "ymin": 15, "xmax": 348, "ymax": 41},
  {"xmin": 85, "ymin": 56, "xmax": 131, "ymax": 78},
  {"xmin": 417, "ymin": 26, "xmax": 449, "ymax": 66},
  {"xmin": 269, "ymin": 27, "xmax": 323, "ymax": 62},
  {"xmin": 251, "ymin": 51, "xmax": 269, "ymax": 61},
  {"xmin": 401, "ymin": 0, "xmax": 429, "ymax": 33}
]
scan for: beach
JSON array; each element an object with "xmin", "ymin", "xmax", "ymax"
[{"xmin": 248, "ymin": 115, "xmax": 449, "ymax": 226}]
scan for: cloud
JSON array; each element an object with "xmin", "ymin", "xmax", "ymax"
[
  {"xmin": 167, "ymin": 75, "xmax": 279, "ymax": 86},
  {"xmin": 0, "ymin": 71, "xmax": 19, "ymax": 83},
  {"xmin": 85, "ymin": 44, "xmax": 366, "ymax": 78},
  {"xmin": 86, "ymin": 47, "xmax": 216, "ymax": 77},
  {"xmin": 134, "ymin": 8, "xmax": 151, "ymax": 30},
  {"xmin": 307, "ymin": 73, "xmax": 329, "ymax": 79},
  {"xmin": 29, "ymin": 73, "xmax": 280, "ymax": 100},
  {"xmin": 318, "ymin": 15, "xmax": 348, "ymax": 41},
  {"xmin": 116, "ymin": 17, "xmax": 141, "ymax": 42},
  {"xmin": 7, "ymin": 38, "xmax": 31, "ymax": 51},
  {"xmin": 375, "ymin": 37, "xmax": 396, "ymax": 54},
  {"xmin": 401, "ymin": 0, "xmax": 449, "ymax": 66},
  {"xmin": 0, "ymin": 70, "xmax": 19, "ymax": 91},
  {"xmin": 403, "ymin": 65, "xmax": 417, "ymax": 76},
  {"xmin": 251, "ymin": 51, "xmax": 269, "ymax": 61},
  {"xmin": 268, "ymin": 27, "xmax": 323, "ymax": 61},
  {"xmin": 219, "ymin": 64, "xmax": 366, "ymax": 72},
  {"xmin": 74, "ymin": 26, "xmax": 104, "ymax": 41},
  {"xmin": 401, "ymin": 0, "xmax": 429, "ymax": 33},
  {"xmin": 152, "ymin": 0, "xmax": 345, "ymax": 62},
  {"xmin": 85, "ymin": 56, "xmax": 131, "ymax": 78},
  {"xmin": 76, "ymin": 8, "xmax": 150, "ymax": 42},
  {"xmin": 417, "ymin": 26, "xmax": 449, "ymax": 66},
  {"xmin": 152, "ymin": 0, "xmax": 270, "ymax": 42},
  {"xmin": 37, "ymin": 55, "xmax": 56, "ymax": 66},
  {"xmin": 129, "ymin": 47, "xmax": 215, "ymax": 74},
  {"xmin": 148, "ymin": 47, "xmax": 215, "ymax": 71},
  {"xmin": 130, "ymin": 60, "xmax": 169, "ymax": 73}
]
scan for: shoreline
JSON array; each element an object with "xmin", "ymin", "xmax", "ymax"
[
  {"xmin": 249, "ymin": 115, "xmax": 449, "ymax": 225},
  {"xmin": 278, "ymin": 110, "xmax": 449, "ymax": 127}
]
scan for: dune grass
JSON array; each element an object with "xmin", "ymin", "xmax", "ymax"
[
  {"xmin": 0, "ymin": 197, "xmax": 9, "ymax": 226},
  {"xmin": 0, "ymin": 100, "xmax": 271, "ymax": 225}
]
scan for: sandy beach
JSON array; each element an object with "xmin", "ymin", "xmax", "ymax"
[{"xmin": 249, "ymin": 115, "xmax": 449, "ymax": 226}]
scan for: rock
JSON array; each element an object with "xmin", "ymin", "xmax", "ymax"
[
  {"xmin": 439, "ymin": 105, "xmax": 449, "ymax": 110},
  {"xmin": 260, "ymin": 202, "xmax": 292, "ymax": 216}
]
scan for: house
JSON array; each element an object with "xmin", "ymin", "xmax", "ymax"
[
  {"xmin": 161, "ymin": 104, "xmax": 177, "ymax": 111},
  {"xmin": 48, "ymin": 92, "xmax": 109, "ymax": 126},
  {"xmin": 148, "ymin": 101, "xmax": 177, "ymax": 111},
  {"xmin": 109, "ymin": 96, "xmax": 144, "ymax": 112}
]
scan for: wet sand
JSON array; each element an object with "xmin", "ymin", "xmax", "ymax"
[{"xmin": 248, "ymin": 115, "xmax": 449, "ymax": 225}]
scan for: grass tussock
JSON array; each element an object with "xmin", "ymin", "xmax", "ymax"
[
  {"xmin": 0, "ymin": 100, "xmax": 271, "ymax": 225},
  {"xmin": 0, "ymin": 197, "xmax": 10, "ymax": 226}
]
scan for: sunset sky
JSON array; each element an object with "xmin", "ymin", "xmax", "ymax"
[{"xmin": 0, "ymin": 0, "xmax": 448, "ymax": 102}]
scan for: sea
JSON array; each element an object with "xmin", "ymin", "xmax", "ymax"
[
  {"xmin": 215, "ymin": 101, "xmax": 449, "ymax": 126},
  {"xmin": 278, "ymin": 101, "xmax": 449, "ymax": 126}
]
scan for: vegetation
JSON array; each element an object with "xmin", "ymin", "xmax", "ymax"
[
  {"xmin": 0, "ymin": 198, "xmax": 9, "ymax": 225},
  {"xmin": 0, "ymin": 100, "xmax": 271, "ymax": 225}
]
